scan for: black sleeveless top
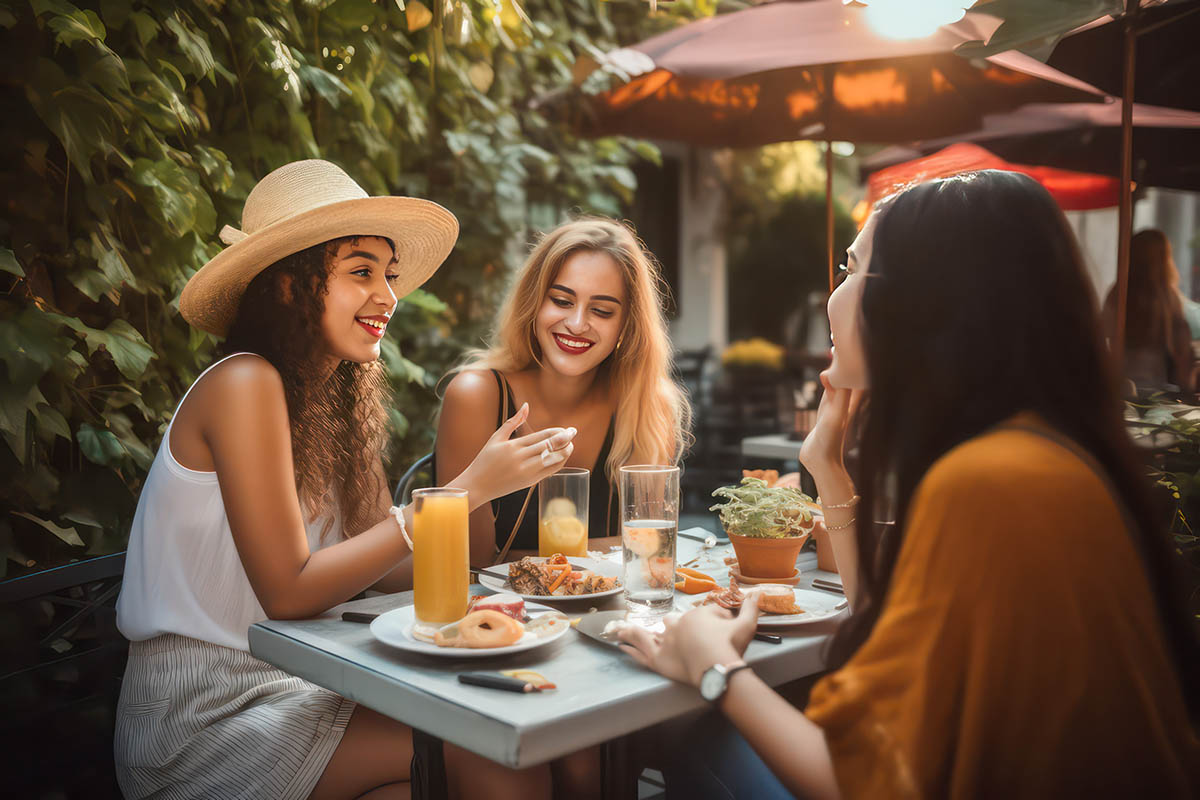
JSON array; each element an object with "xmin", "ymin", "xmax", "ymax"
[{"xmin": 490, "ymin": 370, "xmax": 618, "ymax": 552}]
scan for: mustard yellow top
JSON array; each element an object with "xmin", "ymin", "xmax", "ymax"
[{"xmin": 806, "ymin": 416, "xmax": 1200, "ymax": 798}]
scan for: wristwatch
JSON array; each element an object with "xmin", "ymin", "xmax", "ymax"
[{"xmin": 699, "ymin": 660, "xmax": 752, "ymax": 703}]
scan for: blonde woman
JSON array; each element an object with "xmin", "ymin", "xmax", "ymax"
[{"xmin": 437, "ymin": 217, "xmax": 690, "ymax": 566}]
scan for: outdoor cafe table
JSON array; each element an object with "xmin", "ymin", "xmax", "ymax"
[{"xmin": 247, "ymin": 527, "xmax": 845, "ymax": 779}]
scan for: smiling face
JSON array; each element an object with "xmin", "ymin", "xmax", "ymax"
[
  {"xmin": 533, "ymin": 249, "xmax": 628, "ymax": 377},
  {"xmin": 825, "ymin": 211, "xmax": 878, "ymax": 390},
  {"xmin": 319, "ymin": 236, "xmax": 399, "ymax": 364}
]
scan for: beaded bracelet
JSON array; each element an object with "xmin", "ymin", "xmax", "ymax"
[
  {"xmin": 388, "ymin": 505, "xmax": 414, "ymax": 550},
  {"xmin": 825, "ymin": 517, "xmax": 857, "ymax": 532},
  {"xmin": 821, "ymin": 494, "xmax": 860, "ymax": 510}
]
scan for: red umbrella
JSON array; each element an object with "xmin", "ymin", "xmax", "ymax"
[{"xmin": 866, "ymin": 142, "xmax": 1124, "ymax": 210}]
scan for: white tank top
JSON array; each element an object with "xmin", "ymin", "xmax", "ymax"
[{"xmin": 116, "ymin": 353, "xmax": 338, "ymax": 651}]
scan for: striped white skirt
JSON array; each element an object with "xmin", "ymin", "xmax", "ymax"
[{"xmin": 114, "ymin": 633, "xmax": 356, "ymax": 800}]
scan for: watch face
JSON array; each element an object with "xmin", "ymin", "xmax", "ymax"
[{"xmin": 699, "ymin": 667, "xmax": 725, "ymax": 702}]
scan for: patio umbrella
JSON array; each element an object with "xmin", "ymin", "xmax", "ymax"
[
  {"xmin": 859, "ymin": 100, "xmax": 1200, "ymax": 191},
  {"xmin": 865, "ymin": 142, "xmax": 1125, "ymax": 211},
  {"xmin": 582, "ymin": 0, "xmax": 1107, "ymax": 291},
  {"xmin": 959, "ymin": 0, "xmax": 1200, "ymax": 364}
]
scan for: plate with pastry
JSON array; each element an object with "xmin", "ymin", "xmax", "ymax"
[
  {"xmin": 478, "ymin": 554, "xmax": 623, "ymax": 601},
  {"xmin": 694, "ymin": 578, "xmax": 845, "ymax": 627},
  {"xmin": 371, "ymin": 594, "xmax": 571, "ymax": 657}
]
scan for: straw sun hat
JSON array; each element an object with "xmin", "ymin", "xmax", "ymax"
[{"xmin": 180, "ymin": 159, "xmax": 459, "ymax": 336}]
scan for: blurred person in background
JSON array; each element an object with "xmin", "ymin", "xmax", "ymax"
[{"xmin": 1103, "ymin": 228, "xmax": 1196, "ymax": 395}]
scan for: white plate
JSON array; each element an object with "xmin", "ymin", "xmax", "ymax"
[
  {"xmin": 692, "ymin": 587, "xmax": 846, "ymax": 627},
  {"xmin": 478, "ymin": 557, "xmax": 624, "ymax": 601},
  {"xmin": 754, "ymin": 587, "xmax": 846, "ymax": 627},
  {"xmin": 370, "ymin": 602, "xmax": 570, "ymax": 658}
]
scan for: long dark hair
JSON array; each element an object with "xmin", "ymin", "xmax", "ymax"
[
  {"xmin": 221, "ymin": 236, "xmax": 392, "ymax": 540},
  {"xmin": 829, "ymin": 171, "xmax": 1199, "ymax": 719},
  {"xmin": 1119, "ymin": 229, "xmax": 1184, "ymax": 350}
]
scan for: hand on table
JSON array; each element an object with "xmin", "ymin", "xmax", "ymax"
[{"xmin": 615, "ymin": 593, "xmax": 761, "ymax": 688}]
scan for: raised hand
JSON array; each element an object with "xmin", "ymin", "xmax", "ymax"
[
  {"xmin": 798, "ymin": 373, "xmax": 862, "ymax": 484},
  {"xmin": 460, "ymin": 403, "xmax": 576, "ymax": 503}
]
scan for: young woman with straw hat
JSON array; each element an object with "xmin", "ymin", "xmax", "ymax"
[{"xmin": 114, "ymin": 160, "xmax": 575, "ymax": 800}]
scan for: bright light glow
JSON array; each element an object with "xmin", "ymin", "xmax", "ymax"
[{"xmin": 857, "ymin": 0, "xmax": 969, "ymax": 40}]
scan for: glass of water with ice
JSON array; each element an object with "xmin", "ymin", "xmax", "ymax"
[{"xmin": 619, "ymin": 465, "xmax": 680, "ymax": 625}]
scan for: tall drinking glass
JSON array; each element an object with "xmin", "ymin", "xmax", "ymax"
[
  {"xmin": 539, "ymin": 467, "xmax": 589, "ymax": 557},
  {"xmin": 619, "ymin": 465, "xmax": 680, "ymax": 624},
  {"xmin": 412, "ymin": 487, "xmax": 469, "ymax": 625}
]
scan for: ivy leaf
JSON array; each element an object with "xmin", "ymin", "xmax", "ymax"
[
  {"xmin": 298, "ymin": 64, "xmax": 352, "ymax": 108},
  {"xmin": 193, "ymin": 145, "xmax": 234, "ymax": 192},
  {"xmin": 35, "ymin": 407, "xmax": 72, "ymax": 442},
  {"xmin": 25, "ymin": 59, "xmax": 115, "ymax": 181},
  {"xmin": 324, "ymin": 0, "xmax": 378, "ymax": 30},
  {"xmin": 47, "ymin": 8, "xmax": 107, "ymax": 48},
  {"xmin": 130, "ymin": 157, "xmax": 215, "ymax": 236},
  {"xmin": 77, "ymin": 422, "xmax": 125, "ymax": 466},
  {"xmin": 0, "ymin": 308, "xmax": 77, "ymax": 385},
  {"xmin": 400, "ymin": 287, "xmax": 449, "ymax": 314},
  {"xmin": 164, "ymin": 13, "xmax": 215, "ymax": 78},
  {"xmin": 388, "ymin": 407, "xmax": 410, "ymax": 439},
  {"xmin": 11, "ymin": 512, "xmax": 85, "ymax": 548},
  {"xmin": 0, "ymin": 247, "xmax": 24, "ymax": 277},
  {"xmin": 128, "ymin": 10, "xmax": 159, "ymax": 47},
  {"xmin": 95, "ymin": 319, "xmax": 156, "ymax": 379}
]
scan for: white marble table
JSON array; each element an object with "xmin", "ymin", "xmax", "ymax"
[{"xmin": 247, "ymin": 527, "xmax": 844, "ymax": 770}]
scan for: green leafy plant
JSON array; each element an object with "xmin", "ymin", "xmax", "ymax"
[
  {"xmin": 1126, "ymin": 398, "xmax": 1200, "ymax": 619},
  {"xmin": 0, "ymin": 0, "xmax": 682, "ymax": 578},
  {"xmin": 709, "ymin": 476, "xmax": 816, "ymax": 539}
]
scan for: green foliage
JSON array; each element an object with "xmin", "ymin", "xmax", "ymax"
[
  {"xmin": 1125, "ymin": 398, "xmax": 1200, "ymax": 618},
  {"xmin": 0, "ymin": 0, "xmax": 667, "ymax": 576},
  {"xmin": 710, "ymin": 476, "xmax": 816, "ymax": 539},
  {"xmin": 957, "ymin": 0, "xmax": 1124, "ymax": 60}
]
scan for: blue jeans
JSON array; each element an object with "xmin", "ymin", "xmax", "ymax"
[{"xmin": 662, "ymin": 711, "xmax": 796, "ymax": 800}]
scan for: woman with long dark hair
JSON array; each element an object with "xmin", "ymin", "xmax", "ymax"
[
  {"xmin": 1103, "ymin": 228, "xmax": 1195, "ymax": 394},
  {"xmin": 619, "ymin": 171, "xmax": 1200, "ymax": 797}
]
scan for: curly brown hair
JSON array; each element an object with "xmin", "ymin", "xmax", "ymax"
[{"xmin": 221, "ymin": 237, "xmax": 392, "ymax": 541}]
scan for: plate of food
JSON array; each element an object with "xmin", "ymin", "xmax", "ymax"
[
  {"xmin": 478, "ymin": 554, "xmax": 623, "ymax": 601},
  {"xmin": 371, "ymin": 594, "xmax": 571, "ymax": 658},
  {"xmin": 694, "ymin": 578, "xmax": 846, "ymax": 627}
]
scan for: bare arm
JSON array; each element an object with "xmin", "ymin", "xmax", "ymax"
[
  {"xmin": 799, "ymin": 378, "xmax": 862, "ymax": 609},
  {"xmin": 206, "ymin": 360, "xmax": 566, "ymax": 617},
  {"xmin": 438, "ymin": 371, "xmax": 506, "ymax": 567},
  {"xmin": 205, "ymin": 359, "xmax": 415, "ymax": 619}
]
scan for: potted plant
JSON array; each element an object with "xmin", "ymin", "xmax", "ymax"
[{"xmin": 710, "ymin": 477, "xmax": 817, "ymax": 578}]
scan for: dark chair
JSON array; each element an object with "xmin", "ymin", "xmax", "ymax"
[{"xmin": 393, "ymin": 452, "xmax": 434, "ymax": 506}]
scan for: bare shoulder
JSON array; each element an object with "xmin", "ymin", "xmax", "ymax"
[
  {"xmin": 442, "ymin": 369, "xmax": 500, "ymax": 416},
  {"xmin": 198, "ymin": 354, "xmax": 285, "ymax": 403}
]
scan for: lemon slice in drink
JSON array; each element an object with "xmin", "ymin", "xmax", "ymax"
[{"xmin": 540, "ymin": 516, "xmax": 586, "ymax": 552}]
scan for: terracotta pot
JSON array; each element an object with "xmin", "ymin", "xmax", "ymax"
[
  {"xmin": 727, "ymin": 531, "xmax": 810, "ymax": 579},
  {"xmin": 812, "ymin": 520, "xmax": 839, "ymax": 573}
]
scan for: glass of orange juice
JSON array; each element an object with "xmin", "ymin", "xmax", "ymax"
[
  {"xmin": 412, "ymin": 487, "xmax": 469, "ymax": 624},
  {"xmin": 538, "ymin": 467, "xmax": 589, "ymax": 557}
]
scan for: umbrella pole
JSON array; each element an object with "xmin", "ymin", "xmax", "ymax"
[
  {"xmin": 826, "ymin": 140, "xmax": 835, "ymax": 294},
  {"xmin": 1114, "ymin": 0, "xmax": 1140, "ymax": 372}
]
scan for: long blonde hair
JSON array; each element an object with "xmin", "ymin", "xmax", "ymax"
[{"xmin": 462, "ymin": 218, "xmax": 690, "ymax": 481}]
